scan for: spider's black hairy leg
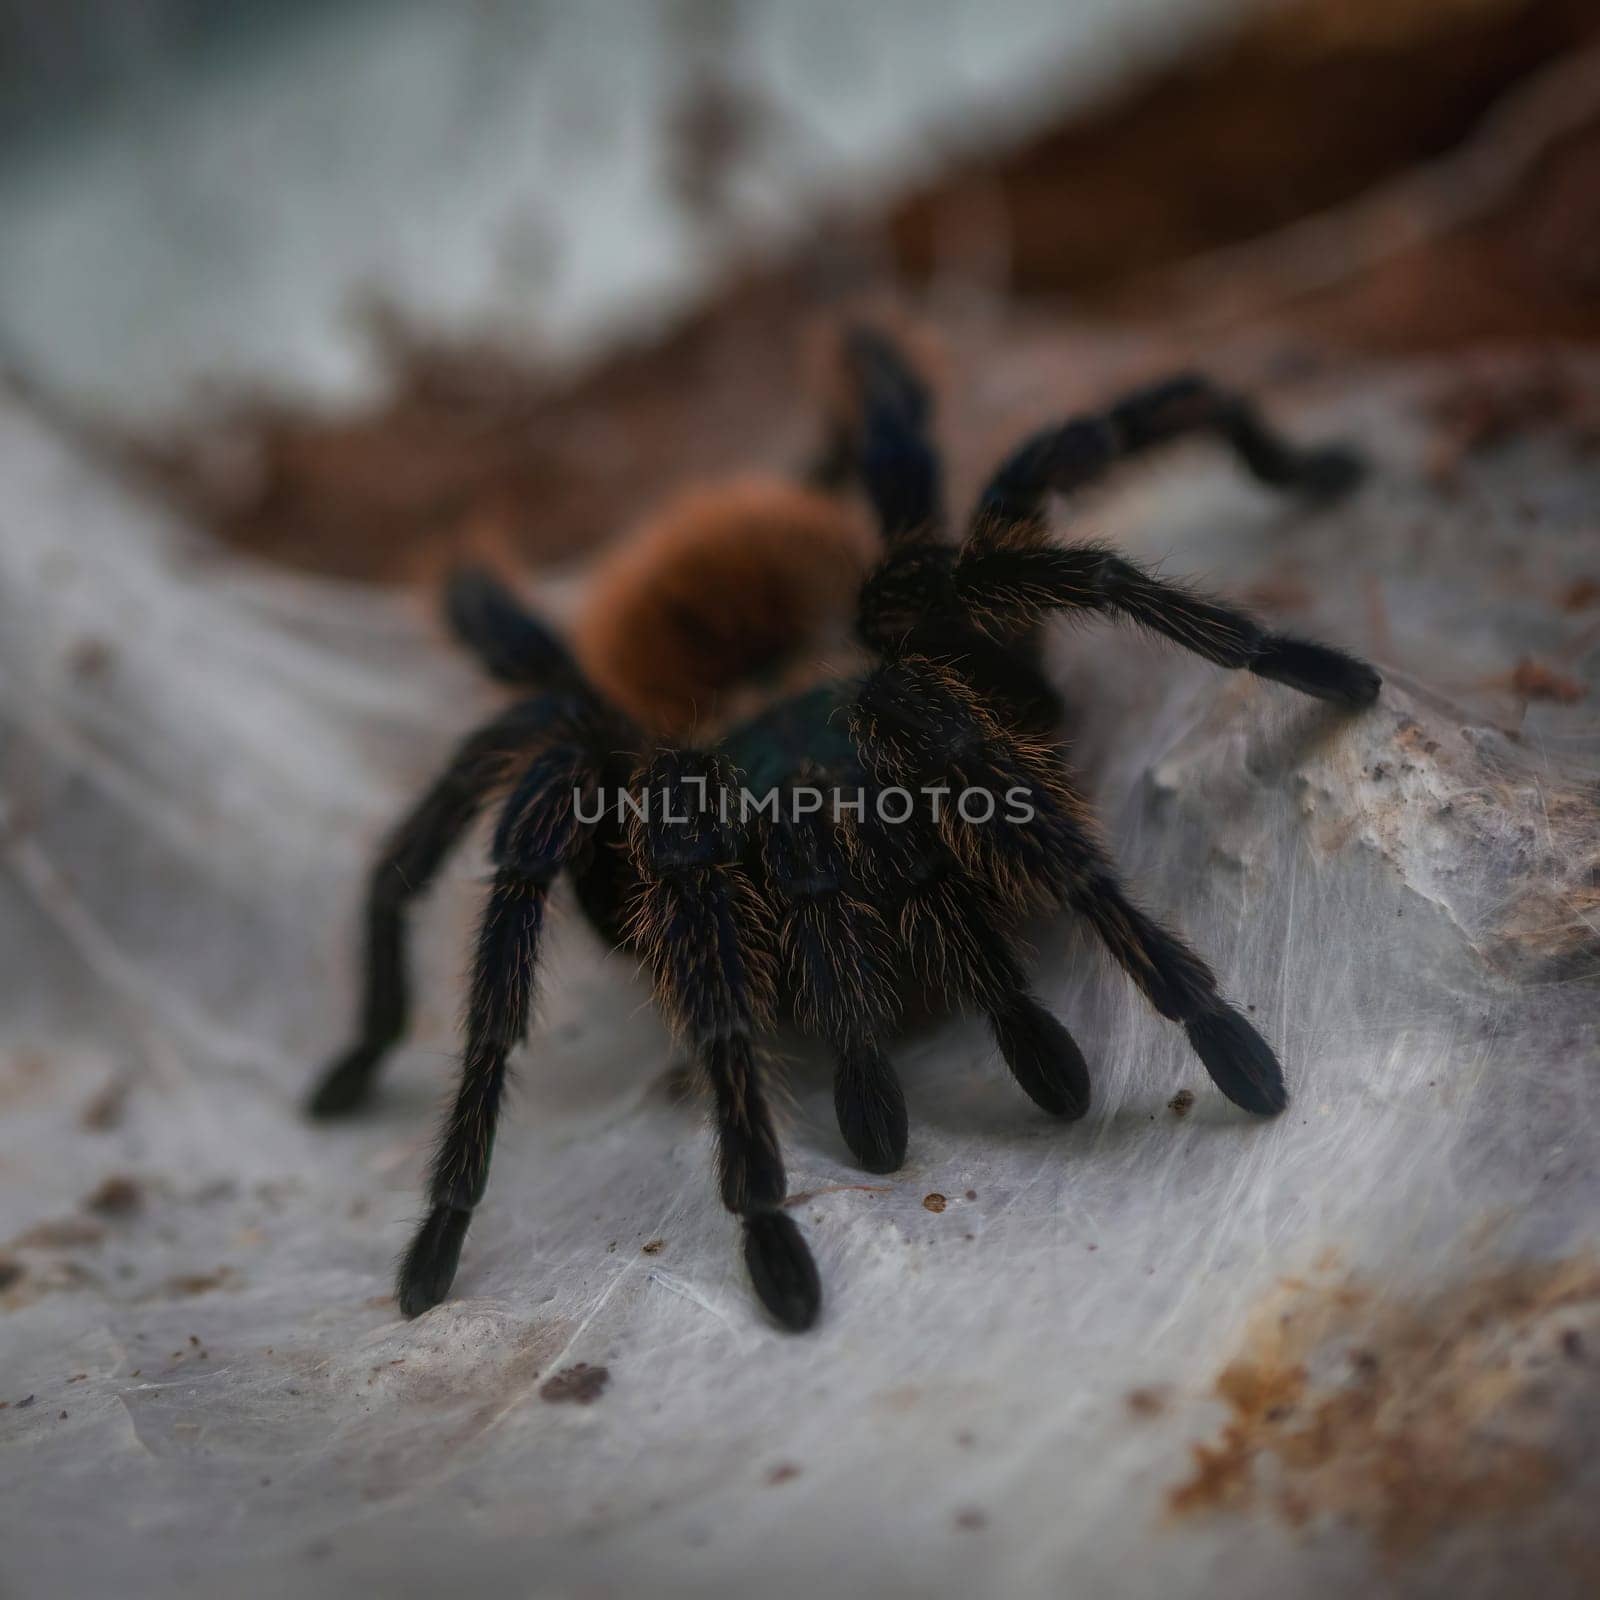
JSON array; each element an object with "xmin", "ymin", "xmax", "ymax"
[
  {"xmin": 627, "ymin": 752, "xmax": 820, "ymax": 1332},
  {"xmin": 396, "ymin": 723, "xmax": 602, "ymax": 1318},
  {"xmin": 444, "ymin": 566, "xmax": 583, "ymax": 687},
  {"xmin": 856, "ymin": 659, "xmax": 1283, "ymax": 1116},
  {"xmin": 952, "ymin": 540, "xmax": 1381, "ymax": 709},
  {"xmin": 973, "ymin": 372, "xmax": 1363, "ymax": 533},
  {"xmin": 761, "ymin": 797, "xmax": 906, "ymax": 1172},
  {"xmin": 816, "ymin": 324, "xmax": 943, "ymax": 543},
  {"xmin": 852, "ymin": 796, "xmax": 1091, "ymax": 1122},
  {"xmin": 307, "ymin": 695, "xmax": 580, "ymax": 1118}
]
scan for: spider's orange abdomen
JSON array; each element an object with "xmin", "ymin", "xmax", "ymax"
[{"xmin": 573, "ymin": 476, "xmax": 874, "ymax": 738}]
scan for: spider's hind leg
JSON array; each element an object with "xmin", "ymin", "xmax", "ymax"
[
  {"xmin": 444, "ymin": 566, "xmax": 583, "ymax": 687},
  {"xmin": 810, "ymin": 324, "xmax": 943, "ymax": 543},
  {"xmin": 975, "ymin": 372, "xmax": 1363, "ymax": 535}
]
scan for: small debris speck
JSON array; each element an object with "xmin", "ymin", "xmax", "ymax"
[
  {"xmin": 922, "ymin": 1193, "xmax": 947, "ymax": 1214},
  {"xmin": 765, "ymin": 1462, "xmax": 801, "ymax": 1485},
  {"xmin": 84, "ymin": 1175, "xmax": 143, "ymax": 1217},
  {"xmin": 539, "ymin": 1363, "xmax": 609, "ymax": 1405},
  {"xmin": 0, "ymin": 1258, "xmax": 23, "ymax": 1291},
  {"xmin": 1126, "ymin": 1386, "xmax": 1169, "ymax": 1418},
  {"xmin": 1512, "ymin": 657, "xmax": 1586, "ymax": 703},
  {"xmin": 964, "ymin": 1189, "xmax": 977, "ymax": 1201},
  {"xmin": 954, "ymin": 1508, "xmax": 988, "ymax": 1531},
  {"xmin": 1168, "ymin": 1089, "xmax": 1196, "ymax": 1118},
  {"xmin": 641, "ymin": 1239, "xmax": 665, "ymax": 1255}
]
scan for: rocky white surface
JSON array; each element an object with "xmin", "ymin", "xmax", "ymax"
[{"xmin": 2, "ymin": 355, "xmax": 1596, "ymax": 1598}]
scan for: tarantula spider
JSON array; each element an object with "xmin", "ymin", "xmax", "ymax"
[{"xmin": 308, "ymin": 328, "xmax": 1379, "ymax": 1331}]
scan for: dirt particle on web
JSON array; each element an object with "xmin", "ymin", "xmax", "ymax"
[
  {"xmin": 1167, "ymin": 1255, "xmax": 1600, "ymax": 1558},
  {"xmin": 0, "ymin": 1258, "xmax": 23, "ymax": 1291},
  {"xmin": 1560, "ymin": 577, "xmax": 1600, "ymax": 612},
  {"xmin": 964, "ymin": 1189, "xmax": 978, "ymax": 1201},
  {"xmin": 1510, "ymin": 658, "xmax": 1586, "ymax": 703},
  {"xmin": 1127, "ymin": 1385, "xmax": 1171, "ymax": 1418},
  {"xmin": 10, "ymin": 1217, "xmax": 103, "ymax": 1251},
  {"xmin": 641, "ymin": 1239, "xmax": 665, "ymax": 1255},
  {"xmin": 923, "ymin": 1193, "xmax": 947, "ymax": 1214},
  {"xmin": 165, "ymin": 1269, "xmax": 235, "ymax": 1297},
  {"xmin": 84, "ymin": 1175, "xmax": 144, "ymax": 1218},
  {"xmin": 954, "ymin": 1508, "xmax": 988, "ymax": 1531},
  {"xmin": 765, "ymin": 1462, "xmax": 801, "ymax": 1485},
  {"xmin": 1168, "ymin": 1089, "xmax": 1196, "ymax": 1118},
  {"xmin": 79, "ymin": 1077, "xmax": 129, "ymax": 1132},
  {"xmin": 67, "ymin": 637, "xmax": 114, "ymax": 682},
  {"xmin": 539, "ymin": 1363, "xmax": 609, "ymax": 1405}
]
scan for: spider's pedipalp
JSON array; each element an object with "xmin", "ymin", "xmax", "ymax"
[
  {"xmin": 832, "ymin": 1038, "xmax": 908, "ymax": 1174},
  {"xmin": 988, "ymin": 993, "xmax": 1091, "ymax": 1121},
  {"xmin": 762, "ymin": 797, "xmax": 907, "ymax": 1171}
]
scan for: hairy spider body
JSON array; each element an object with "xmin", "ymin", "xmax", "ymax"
[{"xmin": 309, "ymin": 328, "xmax": 1379, "ymax": 1332}]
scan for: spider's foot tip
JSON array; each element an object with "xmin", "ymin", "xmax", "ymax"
[
  {"xmin": 1186, "ymin": 1009, "xmax": 1288, "ymax": 1117},
  {"xmin": 836, "ymin": 1079, "xmax": 909, "ymax": 1174},
  {"xmin": 847, "ymin": 1134, "xmax": 907, "ymax": 1176},
  {"xmin": 1254, "ymin": 637, "xmax": 1382, "ymax": 710},
  {"xmin": 305, "ymin": 1049, "xmax": 380, "ymax": 1119},
  {"xmin": 1298, "ymin": 445, "xmax": 1366, "ymax": 500},
  {"xmin": 744, "ymin": 1212, "xmax": 822, "ymax": 1333},
  {"xmin": 396, "ymin": 1206, "xmax": 471, "ymax": 1318},
  {"xmin": 993, "ymin": 995, "xmax": 1092, "ymax": 1121}
]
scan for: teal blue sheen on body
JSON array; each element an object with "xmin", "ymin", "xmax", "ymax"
[{"xmin": 720, "ymin": 680, "xmax": 863, "ymax": 795}]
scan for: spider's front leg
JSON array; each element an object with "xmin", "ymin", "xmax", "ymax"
[
  {"xmin": 945, "ymin": 537, "xmax": 1381, "ymax": 709},
  {"xmin": 858, "ymin": 659, "xmax": 1287, "ymax": 1116},
  {"xmin": 628, "ymin": 752, "xmax": 821, "ymax": 1331},
  {"xmin": 308, "ymin": 695, "xmax": 580, "ymax": 1118},
  {"xmin": 396, "ymin": 722, "xmax": 602, "ymax": 1316}
]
